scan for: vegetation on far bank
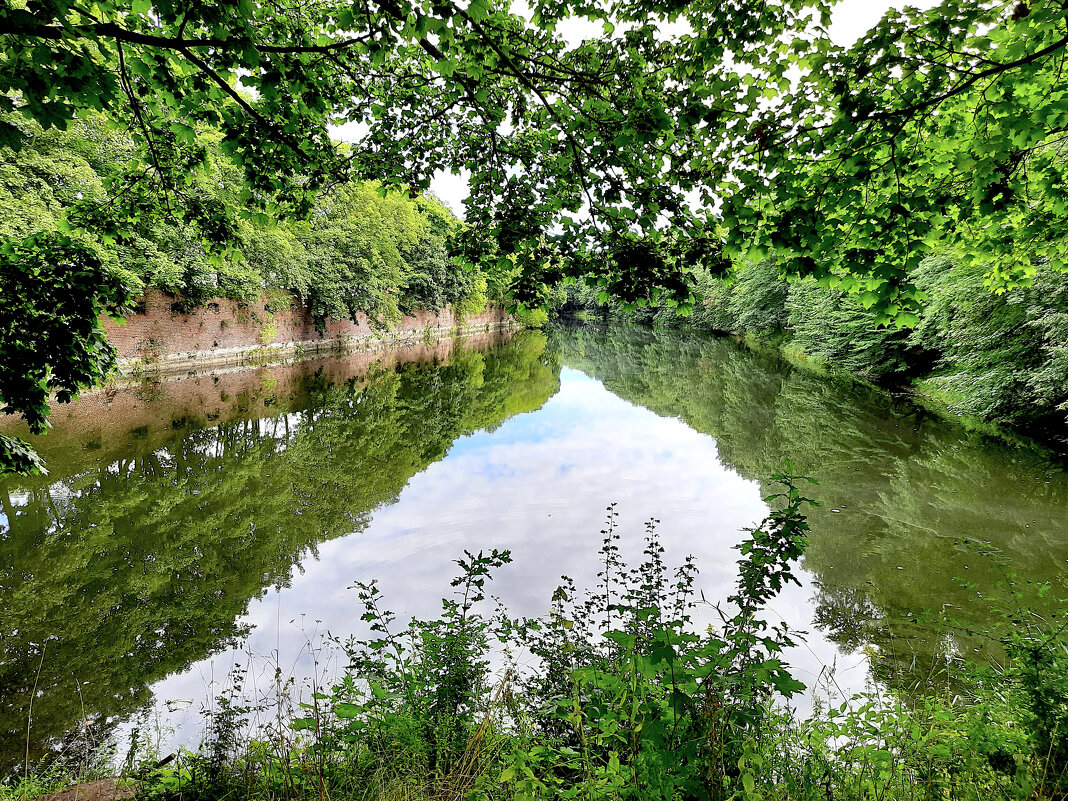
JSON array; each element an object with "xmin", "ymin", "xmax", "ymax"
[
  {"xmin": 0, "ymin": 112, "xmax": 526, "ymax": 475},
  {"xmin": 560, "ymin": 257, "xmax": 1068, "ymax": 436},
  {"xmin": 0, "ymin": 112, "xmax": 505, "ymax": 329}
]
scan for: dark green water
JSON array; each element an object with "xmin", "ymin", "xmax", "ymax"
[{"xmin": 1, "ymin": 324, "xmax": 1065, "ymax": 775}]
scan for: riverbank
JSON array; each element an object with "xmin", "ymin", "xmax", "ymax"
[
  {"xmin": 103, "ymin": 289, "xmax": 512, "ymax": 376},
  {"xmin": 733, "ymin": 328, "xmax": 1068, "ymax": 449},
  {"xmin": 740, "ymin": 329, "xmax": 1068, "ymax": 454},
  {"xmin": 561, "ymin": 256, "xmax": 1068, "ymax": 447}
]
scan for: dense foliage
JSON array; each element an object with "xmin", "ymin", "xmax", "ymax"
[
  {"xmin": 0, "ymin": 232, "xmax": 130, "ymax": 475},
  {"xmin": 563, "ymin": 256, "xmax": 1068, "ymax": 431},
  {"xmin": 7, "ymin": 0, "xmax": 1068, "ymax": 311},
  {"xmin": 0, "ymin": 113, "xmax": 492, "ymax": 323}
]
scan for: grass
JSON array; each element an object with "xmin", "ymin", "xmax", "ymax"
[
  {"xmin": 1, "ymin": 757, "xmax": 119, "ymax": 801},
  {"xmin": 0, "ymin": 769, "xmax": 74, "ymax": 801}
]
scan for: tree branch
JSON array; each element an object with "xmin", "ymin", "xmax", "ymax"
[{"xmin": 0, "ymin": 17, "xmax": 370, "ymax": 55}]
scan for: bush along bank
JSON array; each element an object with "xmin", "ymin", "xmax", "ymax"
[
  {"xmin": 17, "ymin": 472, "xmax": 1068, "ymax": 801},
  {"xmin": 560, "ymin": 257, "xmax": 1068, "ymax": 443},
  {"xmin": 0, "ymin": 112, "xmax": 513, "ymax": 332}
]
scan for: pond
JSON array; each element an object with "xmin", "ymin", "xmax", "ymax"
[{"xmin": 2, "ymin": 323, "xmax": 1066, "ymax": 775}]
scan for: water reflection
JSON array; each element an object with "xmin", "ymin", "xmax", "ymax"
[
  {"xmin": 555, "ymin": 324, "xmax": 1068, "ymax": 687},
  {"xmin": 140, "ymin": 363, "xmax": 843, "ymax": 755},
  {"xmin": 0, "ymin": 331, "xmax": 559, "ymax": 773},
  {"xmin": 2, "ymin": 323, "xmax": 1066, "ymax": 777}
]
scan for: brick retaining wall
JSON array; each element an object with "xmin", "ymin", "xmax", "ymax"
[{"xmin": 102, "ymin": 289, "xmax": 511, "ymax": 372}]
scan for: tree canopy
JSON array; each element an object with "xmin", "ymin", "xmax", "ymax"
[
  {"xmin": 6, "ymin": 0, "xmax": 1068, "ymax": 307},
  {"xmin": 3, "ymin": 0, "xmax": 1068, "ymax": 469}
]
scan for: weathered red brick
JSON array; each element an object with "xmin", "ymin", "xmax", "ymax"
[{"xmin": 100, "ymin": 290, "xmax": 509, "ymax": 365}]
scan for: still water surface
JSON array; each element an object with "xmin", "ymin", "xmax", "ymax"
[{"xmin": 1, "ymin": 324, "xmax": 1066, "ymax": 773}]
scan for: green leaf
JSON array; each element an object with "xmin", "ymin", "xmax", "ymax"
[
  {"xmin": 333, "ymin": 702, "xmax": 361, "ymax": 718},
  {"xmin": 742, "ymin": 773, "xmax": 755, "ymax": 795}
]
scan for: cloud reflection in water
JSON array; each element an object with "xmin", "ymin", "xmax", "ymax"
[{"xmin": 149, "ymin": 366, "xmax": 867, "ymax": 743}]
